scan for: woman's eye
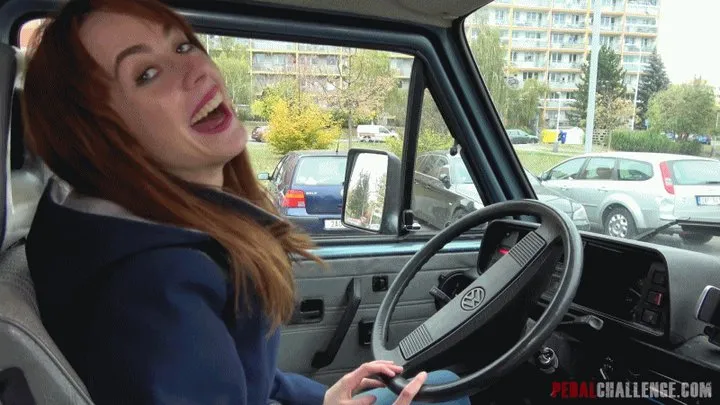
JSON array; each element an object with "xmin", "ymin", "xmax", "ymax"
[
  {"xmin": 177, "ymin": 42, "xmax": 195, "ymax": 53},
  {"xmin": 136, "ymin": 67, "xmax": 159, "ymax": 85}
]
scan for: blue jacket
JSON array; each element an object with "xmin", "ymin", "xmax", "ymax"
[{"xmin": 27, "ymin": 179, "xmax": 328, "ymax": 405}]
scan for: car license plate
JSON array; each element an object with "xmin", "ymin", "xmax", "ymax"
[
  {"xmin": 697, "ymin": 196, "xmax": 720, "ymax": 206},
  {"xmin": 324, "ymin": 219, "xmax": 346, "ymax": 230}
]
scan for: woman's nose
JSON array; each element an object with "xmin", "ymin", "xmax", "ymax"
[{"xmin": 180, "ymin": 56, "xmax": 211, "ymax": 89}]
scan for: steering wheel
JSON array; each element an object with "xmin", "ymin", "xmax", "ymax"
[{"xmin": 372, "ymin": 199, "xmax": 584, "ymax": 402}]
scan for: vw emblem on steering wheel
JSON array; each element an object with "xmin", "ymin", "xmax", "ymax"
[{"xmin": 460, "ymin": 287, "xmax": 485, "ymax": 311}]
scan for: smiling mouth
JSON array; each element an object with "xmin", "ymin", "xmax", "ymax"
[{"xmin": 190, "ymin": 91, "xmax": 232, "ymax": 134}]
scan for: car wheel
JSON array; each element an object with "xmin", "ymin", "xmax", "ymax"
[
  {"xmin": 604, "ymin": 206, "xmax": 637, "ymax": 239},
  {"xmin": 680, "ymin": 233, "xmax": 713, "ymax": 245}
]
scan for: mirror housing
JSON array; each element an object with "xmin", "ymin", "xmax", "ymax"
[
  {"xmin": 342, "ymin": 149, "xmax": 402, "ymax": 233},
  {"xmin": 539, "ymin": 171, "xmax": 550, "ymax": 182},
  {"xmin": 257, "ymin": 172, "xmax": 270, "ymax": 181}
]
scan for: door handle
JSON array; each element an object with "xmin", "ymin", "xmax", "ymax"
[
  {"xmin": 311, "ymin": 278, "xmax": 361, "ymax": 369},
  {"xmin": 291, "ymin": 298, "xmax": 324, "ymax": 324},
  {"xmin": 598, "ymin": 187, "xmax": 608, "ymax": 192}
]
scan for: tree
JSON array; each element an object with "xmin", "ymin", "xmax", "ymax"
[
  {"xmin": 595, "ymin": 93, "xmax": 635, "ymax": 131},
  {"xmin": 647, "ymin": 79, "xmax": 717, "ymax": 140},
  {"xmin": 201, "ymin": 35, "xmax": 252, "ymax": 114},
  {"xmin": 635, "ymin": 51, "xmax": 670, "ymax": 129},
  {"xmin": 327, "ymin": 49, "xmax": 397, "ymax": 147},
  {"xmin": 568, "ymin": 45, "xmax": 627, "ymax": 127},
  {"xmin": 505, "ymin": 79, "xmax": 550, "ymax": 132},
  {"xmin": 345, "ymin": 170, "xmax": 371, "ymax": 220},
  {"xmin": 467, "ymin": 20, "xmax": 512, "ymax": 117},
  {"xmin": 260, "ymin": 81, "xmax": 341, "ymax": 154},
  {"xmin": 250, "ymin": 79, "xmax": 298, "ymax": 120}
]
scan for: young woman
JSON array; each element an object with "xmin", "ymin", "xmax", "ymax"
[{"xmin": 21, "ymin": 0, "xmax": 471, "ymax": 404}]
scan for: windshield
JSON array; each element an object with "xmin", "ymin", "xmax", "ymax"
[
  {"xmin": 451, "ymin": 157, "xmax": 475, "ymax": 184},
  {"xmin": 465, "ymin": 0, "xmax": 720, "ymax": 256}
]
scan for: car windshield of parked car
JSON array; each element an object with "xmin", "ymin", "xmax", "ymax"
[
  {"xmin": 293, "ymin": 156, "xmax": 347, "ymax": 186},
  {"xmin": 465, "ymin": 0, "xmax": 720, "ymax": 255}
]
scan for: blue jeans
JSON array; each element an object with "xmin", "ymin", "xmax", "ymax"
[{"xmin": 354, "ymin": 370, "xmax": 471, "ymax": 405}]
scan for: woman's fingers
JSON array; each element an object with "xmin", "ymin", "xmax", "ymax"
[
  {"xmin": 357, "ymin": 377, "xmax": 386, "ymax": 391},
  {"xmin": 342, "ymin": 361, "xmax": 403, "ymax": 390},
  {"xmin": 393, "ymin": 372, "xmax": 428, "ymax": 405}
]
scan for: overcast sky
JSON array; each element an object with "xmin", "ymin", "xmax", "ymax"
[{"xmin": 657, "ymin": 0, "xmax": 720, "ymax": 88}]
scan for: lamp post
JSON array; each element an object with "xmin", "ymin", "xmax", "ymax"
[{"xmin": 585, "ymin": 0, "xmax": 602, "ymax": 153}]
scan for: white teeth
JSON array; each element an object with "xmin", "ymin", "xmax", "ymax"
[{"xmin": 191, "ymin": 92, "xmax": 223, "ymax": 125}]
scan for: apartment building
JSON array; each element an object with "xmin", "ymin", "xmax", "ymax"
[
  {"xmin": 466, "ymin": 0, "xmax": 660, "ymax": 129},
  {"xmin": 18, "ymin": 0, "xmax": 659, "ymax": 129}
]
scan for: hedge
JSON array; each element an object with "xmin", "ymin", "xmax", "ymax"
[{"xmin": 609, "ymin": 130, "xmax": 703, "ymax": 156}]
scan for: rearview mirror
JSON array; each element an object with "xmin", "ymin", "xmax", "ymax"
[{"xmin": 342, "ymin": 149, "xmax": 401, "ymax": 233}]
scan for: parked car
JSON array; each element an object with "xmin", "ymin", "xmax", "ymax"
[
  {"xmin": 506, "ymin": 129, "xmax": 539, "ymax": 144},
  {"xmin": 251, "ymin": 125, "xmax": 269, "ymax": 142},
  {"xmin": 257, "ymin": 150, "xmax": 350, "ymax": 234},
  {"xmin": 356, "ymin": 124, "xmax": 398, "ymax": 143},
  {"xmin": 538, "ymin": 152, "xmax": 720, "ymax": 244},
  {"xmin": 412, "ymin": 151, "xmax": 590, "ymax": 230}
]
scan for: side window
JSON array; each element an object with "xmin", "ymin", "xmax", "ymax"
[
  {"xmin": 580, "ymin": 157, "xmax": 616, "ymax": 180},
  {"xmin": 410, "ymin": 90, "xmax": 484, "ymax": 233},
  {"xmin": 618, "ymin": 159, "xmax": 653, "ymax": 181},
  {"xmin": 548, "ymin": 158, "xmax": 585, "ymax": 180},
  {"xmin": 186, "ymin": 34, "xmax": 412, "ymax": 237}
]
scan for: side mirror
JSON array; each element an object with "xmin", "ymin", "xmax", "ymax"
[
  {"xmin": 342, "ymin": 149, "xmax": 401, "ymax": 233},
  {"xmin": 257, "ymin": 172, "xmax": 270, "ymax": 181},
  {"xmin": 438, "ymin": 165, "xmax": 452, "ymax": 188},
  {"xmin": 539, "ymin": 171, "xmax": 550, "ymax": 181}
]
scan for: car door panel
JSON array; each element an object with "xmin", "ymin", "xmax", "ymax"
[{"xmin": 278, "ymin": 249, "xmax": 479, "ymax": 384}]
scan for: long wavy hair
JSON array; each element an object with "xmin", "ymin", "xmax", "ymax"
[{"xmin": 22, "ymin": 0, "xmax": 320, "ymax": 330}]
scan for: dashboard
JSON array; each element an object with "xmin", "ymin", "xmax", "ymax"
[{"xmin": 469, "ymin": 218, "xmax": 720, "ymax": 355}]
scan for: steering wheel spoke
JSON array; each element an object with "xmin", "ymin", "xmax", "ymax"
[{"xmin": 396, "ymin": 230, "xmax": 552, "ymax": 366}]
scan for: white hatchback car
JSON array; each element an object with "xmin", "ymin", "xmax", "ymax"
[{"xmin": 538, "ymin": 152, "xmax": 720, "ymax": 244}]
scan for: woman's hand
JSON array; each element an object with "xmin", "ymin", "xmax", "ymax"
[{"xmin": 323, "ymin": 360, "xmax": 428, "ymax": 405}]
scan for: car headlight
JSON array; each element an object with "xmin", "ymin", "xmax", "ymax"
[{"xmin": 572, "ymin": 204, "xmax": 588, "ymax": 222}]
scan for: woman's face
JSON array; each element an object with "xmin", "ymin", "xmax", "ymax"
[{"xmin": 79, "ymin": 12, "xmax": 247, "ymax": 187}]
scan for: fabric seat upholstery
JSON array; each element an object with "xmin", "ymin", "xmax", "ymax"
[{"xmin": 0, "ymin": 43, "xmax": 94, "ymax": 404}]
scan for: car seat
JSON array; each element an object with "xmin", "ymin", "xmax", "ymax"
[{"xmin": 0, "ymin": 43, "xmax": 94, "ymax": 405}]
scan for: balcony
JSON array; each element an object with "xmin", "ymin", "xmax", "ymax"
[
  {"xmin": 552, "ymin": 21, "xmax": 586, "ymax": 30},
  {"xmin": 252, "ymin": 40, "xmax": 297, "ymax": 52},
  {"xmin": 297, "ymin": 44, "xmax": 343, "ymax": 53},
  {"xmin": 512, "ymin": 39, "xmax": 549, "ymax": 48},
  {"xmin": 600, "ymin": 24, "xmax": 622, "ymax": 32},
  {"xmin": 553, "ymin": 0, "xmax": 587, "ymax": 11},
  {"xmin": 627, "ymin": 3, "xmax": 659, "ymax": 15},
  {"xmin": 549, "ymin": 80, "xmax": 578, "ymax": 90},
  {"xmin": 514, "ymin": 0, "xmax": 552, "ymax": 7},
  {"xmin": 623, "ymin": 62, "xmax": 647, "ymax": 73},
  {"xmin": 489, "ymin": 18, "xmax": 510, "ymax": 26},
  {"xmin": 511, "ymin": 59, "xmax": 547, "ymax": 68},
  {"xmin": 623, "ymin": 43, "xmax": 655, "ymax": 53},
  {"xmin": 252, "ymin": 63, "xmax": 297, "ymax": 73},
  {"xmin": 549, "ymin": 61, "xmax": 582, "ymax": 69},
  {"xmin": 625, "ymin": 24, "xmax": 658, "ymax": 34},
  {"xmin": 550, "ymin": 41, "xmax": 585, "ymax": 49},
  {"xmin": 513, "ymin": 19, "xmax": 549, "ymax": 28},
  {"xmin": 544, "ymin": 98, "xmax": 576, "ymax": 108}
]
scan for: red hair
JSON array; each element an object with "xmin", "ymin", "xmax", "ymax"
[{"xmin": 22, "ymin": 0, "xmax": 320, "ymax": 329}]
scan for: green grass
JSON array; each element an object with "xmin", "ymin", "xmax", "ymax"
[
  {"xmin": 515, "ymin": 150, "xmax": 575, "ymax": 175},
  {"xmin": 246, "ymin": 139, "xmax": 587, "ymax": 178}
]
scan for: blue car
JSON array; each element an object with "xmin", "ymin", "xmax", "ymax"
[{"xmin": 258, "ymin": 150, "xmax": 351, "ymax": 234}]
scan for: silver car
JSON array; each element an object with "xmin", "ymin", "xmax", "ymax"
[{"xmin": 538, "ymin": 152, "xmax": 720, "ymax": 244}]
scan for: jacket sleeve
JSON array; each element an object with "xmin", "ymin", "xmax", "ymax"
[
  {"xmin": 271, "ymin": 368, "xmax": 327, "ymax": 405},
  {"xmin": 84, "ymin": 248, "xmax": 250, "ymax": 405}
]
